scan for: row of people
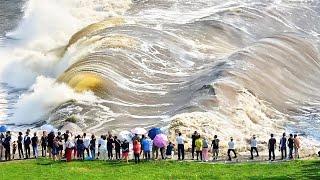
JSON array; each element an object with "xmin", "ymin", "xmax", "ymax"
[{"xmin": 0, "ymin": 130, "xmax": 310, "ymax": 162}]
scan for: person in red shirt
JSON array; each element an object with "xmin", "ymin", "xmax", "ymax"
[{"xmin": 133, "ymin": 140, "xmax": 141, "ymax": 164}]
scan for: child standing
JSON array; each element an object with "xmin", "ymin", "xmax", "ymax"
[
  {"xmin": 121, "ymin": 139, "xmax": 130, "ymax": 163},
  {"xmin": 12, "ymin": 141, "xmax": 17, "ymax": 160},
  {"xmin": 133, "ymin": 140, "xmax": 141, "ymax": 164}
]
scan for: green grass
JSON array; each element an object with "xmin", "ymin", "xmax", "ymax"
[{"xmin": 0, "ymin": 159, "xmax": 319, "ymax": 179}]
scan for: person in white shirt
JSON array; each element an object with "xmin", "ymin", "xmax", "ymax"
[
  {"xmin": 97, "ymin": 135, "xmax": 103, "ymax": 159},
  {"xmin": 176, "ymin": 133, "xmax": 185, "ymax": 160},
  {"xmin": 83, "ymin": 133, "xmax": 91, "ymax": 158},
  {"xmin": 99, "ymin": 135, "xmax": 107, "ymax": 161},
  {"xmin": 250, "ymin": 135, "xmax": 259, "ymax": 159},
  {"xmin": 227, "ymin": 137, "xmax": 237, "ymax": 161}
]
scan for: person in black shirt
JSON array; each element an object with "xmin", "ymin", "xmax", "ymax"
[
  {"xmin": 40, "ymin": 131, "xmax": 48, "ymax": 157},
  {"xmin": 24, "ymin": 131, "xmax": 31, "ymax": 159},
  {"xmin": 31, "ymin": 132, "xmax": 39, "ymax": 158},
  {"xmin": 268, "ymin": 134, "xmax": 276, "ymax": 161},
  {"xmin": 114, "ymin": 136, "xmax": 121, "ymax": 160},
  {"xmin": 211, "ymin": 135, "xmax": 220, "ymax": 161},
  {"xmin": 107, "ymin": 135, "xmax": 114, "ymax": 160},
  {"xmin": 57, "ymin": 132, "xmax": 63, "ymax": 158},
  {"xmin": 288, "ymin": 134, "xmax": 294, "ymax": 159},
  {"xmin": 3, "ymin": 131, "xmax": 11, "ymax": 161},
  {"xmin": 90, "ymin": 135, "xmax": 96, "ymax": 159},
  {"xmin": 279, "ymin": 133, "xmax": 287, "ymax": 160},
  {"xmin": 47, "ymin": 131, "xmax": 55, "ymax": 159},
  {"xmin": 121, "ymin": 139, "xmax": 129, "ymax": 163},
  {"xmin": 17, "ymin": 132, "xmax": 24, "ymax": 159},
  {"xmin": 0, "ymin": 133, "xmax": 4, "ymax": 160},
  {"xmin": 76, "ymin": 135, "xmax": 85, "ymax": 160},
  {"xmin": 191, "ymin": 131, "xmax": 198, "ymax": 160}
]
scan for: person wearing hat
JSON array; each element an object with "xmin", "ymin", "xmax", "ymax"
[
  {"xmin": 227, "ymin": 137, "xmax": 237, "ymax": 161},
  {"xmin": 250, "ymin": 135, "xmax": 259, "ymax": 159}
]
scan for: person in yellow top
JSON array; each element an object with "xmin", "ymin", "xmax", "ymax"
[{"xmin": 195, "ymin": 135, "xmax": 203, "ymax": 161}]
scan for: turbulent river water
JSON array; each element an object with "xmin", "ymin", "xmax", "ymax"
[{"xmin": 0, "ymin": 0, "xmax": 320, "ymax": 142}]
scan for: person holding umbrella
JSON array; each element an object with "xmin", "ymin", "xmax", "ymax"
[
  {"xmin": 153, "ymin": 134, "xmax": 168, "ymax": 160},
  {"xmin": 148, "ymin": 128, "xmax": 162, "ymax": 160}
]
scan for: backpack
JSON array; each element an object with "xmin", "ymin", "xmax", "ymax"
[{"xmin": 25, "ymin": 136, "xmax": 31, "ymax": 145}]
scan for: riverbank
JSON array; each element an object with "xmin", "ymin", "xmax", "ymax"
[{"xmin": 0, "ymin": 158, "xmax": 319, "ymax": 179}]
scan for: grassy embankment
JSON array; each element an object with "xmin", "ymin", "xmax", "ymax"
[{"xmin": 0, "ymin": 158, "xmax": 319, "ymax": 179}]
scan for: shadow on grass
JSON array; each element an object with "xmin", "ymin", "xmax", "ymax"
[{"xmin": 299, "ymin": 160, "xmax": 320, "ymax": 178}]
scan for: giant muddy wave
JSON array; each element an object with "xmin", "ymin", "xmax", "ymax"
[{"xmin": 0, "ymin": 0, "xmax": 320, "ymax": 148}]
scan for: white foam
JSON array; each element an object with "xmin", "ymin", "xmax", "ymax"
[{"xmin": 9, "ymin": 76, "xmax": 97, "ymax": 125}]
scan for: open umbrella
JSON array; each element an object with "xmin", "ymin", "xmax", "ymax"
[
  {"xmin": 119, "ymin": 130, "xmax": 132, "ymax": 142},
  {"xmin": 0, "ymin": 125, "xmax": 7, "ymax": 132},
  {"xmin": 148, "ymin": 127, "xmax": 162, "ymax": 140},
  {"xmin": 40, "ymin": 124, "xmax": 55, "ymax": 132},
  {"xmin": 131, "ymin": 127, "xmax": 147, "ymax": 135},
  {"xmin": 153, "ymin": 134, "xmax": 168, "ymax": 148}
]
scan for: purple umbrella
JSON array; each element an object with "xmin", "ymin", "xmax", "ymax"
[{"xmin": 153, "ymin": 134, "xmax": 168, "ymax": 148}]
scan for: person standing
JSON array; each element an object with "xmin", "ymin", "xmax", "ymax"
[
  {"xmin": 65, "ymin": 137, "xmax": 74, "ymax": 162},
  {"xmin": 133, "ymin": 140, "xmax": 141, "ymax": 164},
  {"xmin": 3, "ymin": 132, "xmax": 11, "ymax": 161},
  {"xmin": 141, "ymin": 136, "xmax": 152, "ymax": 160},
  {"xmin": 268, "ymin": 134, "xmax": 276, "ymax": 161},
  {"xmin": 83, "ymin": 133, "xmax": 91, "ymax": 158},
  {"xmin": 250, "ymin": 135, "xmax": 259, "ymax": 159},
  {"xmin": 288, "ymin": 134, "xmax": 294, "ymax": 159},
  {"xmin": 47, "ymin": 131, "xmax": 55, "ymax": 158},
  {"xmin": 17, "ymin": 132, "xmax": 24, "ymax": 159},
  {"xmin": 12, "ymin": 141, "xmax": 17, "ymax": 160},
  {"xmin": 195, "ymin": 135, "xmax": 203, "ymax": 161},
  {"xmin": 107, "ymin": 135, "xmax": 114, "ymax": 160},
  {"xmin": 227, "ymin": 137, "xmax": 237, "ymax": 161},
  {"xmin": 97, "ymin": 135, "xmax": 103, "ymax": 160},
  {"xmin": 294, "ymin": 134, "xmax": 301, "ymax": 159},
  {"xmin": 99, "ymin": 135, "xmax": 108, "ymax": 161},
  {"xmin": 114, "ymin": 136, "xmax": 121, "ymax": 160},
  {"xmin": 31, "ymin": 132, "xmax": 39, "ymax": 159},
  {"xmin": 121, "ymin": 139, "xmax": 130, "ymax": 163},
  {"xmin": 211, "ymin": 135, "xmax": 220, "ymax": 161},
  {"xmin": 202, "ymin": 137, "xmax": 209, "ymax": 162},
  {"xmin": 76, "ymin": 135, "xmax": 85, "ymax": 160},
  {"xmin": 0, "ymin": 133, "xmax": 4, "ymax": 160},
  {"xmin": 40, "ymin": 131, "xmax": 48, "ymax": 157},
  {"xmin": 176, "ymin": 132, "xmax": 185, "ymax": 160},
  {"xmin": 90, "ymin": 135, "xmax": 96, "ymax": 160},
  {"xmin": 24, "ymin": 131, "xmax": 31, "ymax": 159},
  {"xmin": 191, "ymin": 131, "xmax": 198, "ymax": 160},
  {"xmin": 279, "ymin": 133, "xmax": 287, "ymax": 160}
]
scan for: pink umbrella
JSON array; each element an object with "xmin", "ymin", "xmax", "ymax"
[{"xmin": 153, "ymin": 134, "xmax": 168, "ymax": 148}]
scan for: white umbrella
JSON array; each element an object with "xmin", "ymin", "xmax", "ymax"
[
  {"xmin": 40, "ymin": 124, "xmax": 56, "ymax": 132},
  {"xmin": 131, "ymin": 127, "xmax": 147, "ymax": 135},
  {"xmin": 119, "ymin": 130, "xmax": 132, "ymax": 142}
]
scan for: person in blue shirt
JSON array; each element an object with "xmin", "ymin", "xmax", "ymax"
[{"xmin": 141, "ymin": 136, "xmax": 151, "ymax": 160}]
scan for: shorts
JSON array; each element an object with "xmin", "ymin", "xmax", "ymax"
[{"xmin": 122, "ymin": 152, "xmax": 129, "ymax": 157}]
